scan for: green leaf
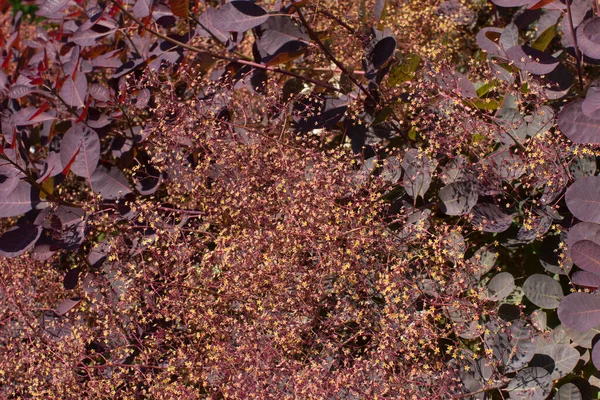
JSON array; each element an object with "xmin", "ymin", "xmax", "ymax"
[
  {"xmin": 408, "ymin": 127, "xmax": 418, "ymax": 141},
  {"xmin": 476, "ymin": 80, "xmax": 499, "ymax": 97},
  {"xmin": 531, "ymin": 25, "xmax": 556, "ymax": 52},
  {"xmin": 388, "ymin": 54, "xmax": 420, "ymax": 87},
  {"xmin": 469, "ymin": 98, "xmax": 501, "ymax": 111},
  {"xmin": 371, "ymin": 106, "xmax": 393, "ymax": 126}
]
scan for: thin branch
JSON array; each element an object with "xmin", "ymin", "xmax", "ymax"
[
  {"xmin": 565, "ymin": 0, "xmax": 584, "ymax": 90},
  {"xmin": 294, "ymin": 5, "xmax": 373, "ymax": 101}
]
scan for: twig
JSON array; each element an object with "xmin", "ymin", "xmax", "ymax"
[
  {"xmin": 565, "ymin": 0, "xmax": 584, "ymax": 90},
  {"xmin": 294, "ymin": 5, "xmax": 373, "ymax": 101}
]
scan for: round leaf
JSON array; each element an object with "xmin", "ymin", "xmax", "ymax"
[
  {"xmin": 506, "ymin": 367, "xmax": 552, "ymax": 400},
  {"xmin": 565, "ymin": 176, "xmax": 600, "ymax": 223},
  {"xmin": 523, "ymin": 274, "xmax": 564, "ymax": 309},
  {"xmin": 486, "ymin": 272, "xmax": 515, "ymax": 301},
  {"xmin": 558, "ymin": 292, "xmax": 600, "ymax": 332}
]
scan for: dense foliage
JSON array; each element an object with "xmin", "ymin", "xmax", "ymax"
[{"xmin": 2, "ymin": 0, "xmax": 600, "ymax": 398}]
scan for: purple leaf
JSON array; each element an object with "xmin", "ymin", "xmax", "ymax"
[
  {"xmin": 486, "ymin": 272, "xmax": 515, "ymax": 301},
  {"xmin": 90, "ymin": 49, "xmax": 122, "ymax": 69},
  {"xmin": 593, "ymin": 341, "xmax": 600, "ymax": 369},
  {"xmin": 211, "ymin": 1, "xmax": 270, "ymax": 33},
  {"xmin": 522, "ymin": 274, "xmax": 563, "ymax": 309},
  {"xmin": 505, "ymin": 45, "xmax": 559, "ymax": 75},
  {"xmin": 476, "ymin": 27, "xmax": 503, "ymax": 56},
  {"xmin": 471, "ymin": 203, "xmax": 513, "ymax": 232},
  {"xmin": 90, "ymin": 166, "xmax": 132, "ymax": 199},
  {"xmin": 0, "ymin": 181, "xmax": 42, "ymax": 218},
  {"xmin": 134, "ymin": 0, "xmax": 152, "ymax": 18},
  {"xmin": 0, "ymin": 222, "xmax": 42, "ymax": 257},
  {"xmin": 571, "ymin": 270, "xmax": 600, "ymax": 289},
  {"xmin": 37, "ymin": 0, "xmax": 69, "ymax": 17},
  {"xmin": 499, "ymin": 22, "xmax": 519, "ymax": 50},
  {"xmin": 54, "ymin": 298, "xmax": 82, "ymax": 316},
  {"xmin": 582, "ymin": 81, "xmax": 600, "ymax": 118},
  {"xmin": 63, "ymin": 267, "xmax": 80, "ymax": 290},
  {"xmin": 577, "ymin": 17, "xmax": 600, "ymax": 60},
  {"xmin": 197, "ymin": 7, "xmax": 229, "ymax": 43},
  {"xmin": 8, "ymin": 85, "xmax": 35, "ymax": 99},
  {"xmin": 558, "ymin": 99, "xmax": 600, "ymax": 144},
  {"xmin": 402, "ymin": 149, "xmax": 432, "ymax": 199},
  {"xmin": 59, "ymin": 72, "xmax": 87, "ymax": 108},
  {"xmin": 11, "ymin": 106, "xmax": 56, "ymax": 125},
  {"xmin": 88, "ymin": 84, "xmax": 112, "ymax": 102},
  {"xmin": 374, "ymin": 0, "xmax": 386, "ymax": 21},
  {"xmin": 60, "ymin": 124, "xmax": 100, "ymax": 180},
  {"xmin": 558, "ymin": 292, "xmax": 600, "ymax": 332},
  {"xmin": 565, "ymin": 176, "xmax": 600, "ymax": 223},
  {"xmin": 490, "ymin": 0, "xmax": 534, "ymax": 7},
  {"xmin": 439, "ymin": 181, "xmax": 478, "ymax": 216},
  {"xmin": 571, "ymin": 240, "xmax": 600, "ymax": 275}
]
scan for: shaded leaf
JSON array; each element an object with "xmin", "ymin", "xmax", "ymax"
[
  {"xmin": 506, "ymin": 367, "xmax": 552, "ymax": 400},
  {"xmin": 533, "ymin": 344, "xmax": 579, "ymax": 379},
  {"xmin": 63, "ymin": 267, "xmax": 80, "ymax": 290},
  {"xmin": 54, "ymin": 298, "xmax": 82, "ymax": 316},
  {"xmin": 90, "ymin": 166, "xmax": 132, "ymax": 199},
  {"xmin": 471, "ymin": 203, "xmax": 513, "ymax": 232},
  {"xmin": 569, "ymin": 154, "xmax": 597, "ymax": 179},
  {"xmin": 439, "ymin": 181, "xmax": 478, "ymax": 216},
  {"xmin": 577, "ymin": 17, "xmax": 600, "ymax": 60},
  {"xmin": 505, "ymin": 45, "xmax": 559, "ymax": 75},
  {"xmin": 0, "ymin": 181, "xmax": 43, "ymax": 218},
  {"xmin": 485, "ymin": 320, "xmax": 536, "ymax": 372},
  {"xmin": 401, "ymin": 149, "xmax": 432, "ymax": 199},
  {"xmin": 388, "ymin": 53, "xmax": 420, "ymax": 86},
  {"xmin": 531, "ymin": 24, "xmax": 556, "ymax": 52},
  {"xmin": 0, "ymin": 222, "xmax": 42, "ymax": 257},
  {"xmin": 555, "ymin": 383, "xmax": 582, "ymax": 400},
  {"xmin": 211, "ymin": 1, "xmax": 269, "ymax": 33}
]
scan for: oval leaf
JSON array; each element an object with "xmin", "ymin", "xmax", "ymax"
[
  {"xmin": 556, "ymin": 383, "xmax": 582, "ymax": 400},
  {"xmin": 0, "ymin": 223, "xmax": 42, "ymax": 257},
  {"xmin": 439, "ymin": 181, "xmax": 478, "ymax": 216},
  {"xmin": 402, "ymin": 149, "xmax": 432, "ymax": 199},
  {"xmin": 471, "ymin": 203, "xmax": 513, "ymax": 232},
  {"xmin": 558, "ymin": 292, "xmax": 600, "ymax": 332},
  {"xmin": 486, "ymin": 272, "xmax": 515, "ymax": 301},
  {"xmin": 534, "ymin": 344, "xmax": 580, "ymax": 379},
  {"xmin": 558, "ymin": 99, "xmax": 600, "ymax": 144},
  {"xmin": 571, "ymin": 239, "xmax": 600, "ymax": 275},
  {"xmin": 211, "ymin": 1, "xmax": 270, "ymax": 33},
  {"xmin": 506, "ymin": 367, "xmax": 552, "ymax": 400},
  {"xmin": 565, "ymin": 176, "xmax": 600, "ymax": 223},
  {"xmin": 523, "ymin": 274, "xmax": 564, "ymax": 309}
]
